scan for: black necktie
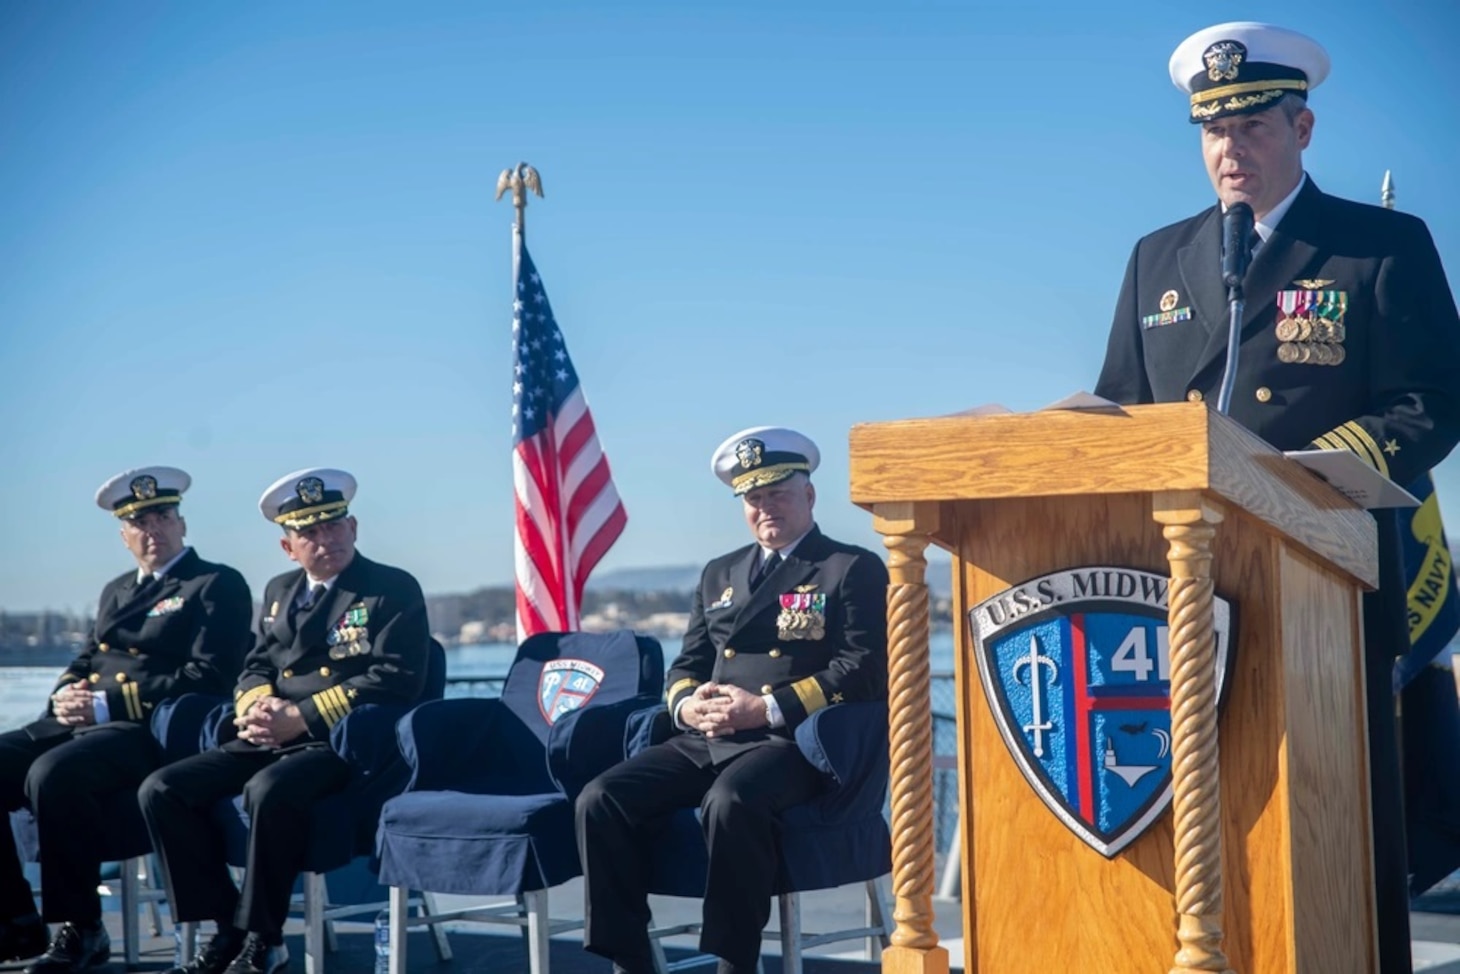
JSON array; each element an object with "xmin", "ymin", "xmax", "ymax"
[
  {"xmin": 751, "ymin": 552, "xmax": 780, "ymax": 592},
  {"xmin": 291, "ymin": 583, "xmax": 326, "ymax": 624}
]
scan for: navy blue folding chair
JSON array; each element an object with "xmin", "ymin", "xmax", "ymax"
[
  {"xmin": 9, "ymin": 692, "xmax": 225, "ymax": 968},
  {"xmin": 375, "ymin": 629, "xmax": 665, "ymax": 974},
  {"xmin": 200, "ymin": 638, "xmax": 449, "ymax": 974},
  {"xmin": 639, "ymin": 701, "xmax": 893, "ymax": 974}
]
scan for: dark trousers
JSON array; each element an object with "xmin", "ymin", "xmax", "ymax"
[
  {"xmin": 1367, "ymin": 512, "xmax": 1415, "ymax": 974},
  {"xmin": 1403, "ymin": 662, "xmax": 1460, "ymax": 895},
  {"xmin": 0, "ymin": 723, "xmax": 159, "ymax": 924},
  {"xmin": 575, "ymin": 734, "xmax": 822, "ymax": 969},
  {"xmin": 138, "ymin": 745, "xmax": 351, "ymax": 940}
]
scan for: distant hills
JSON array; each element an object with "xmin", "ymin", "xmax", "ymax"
[{"xmin": 586, "ymin": 556, "xmax": 956, "ymax": 599}]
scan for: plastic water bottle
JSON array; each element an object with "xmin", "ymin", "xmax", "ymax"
[{"xmin": 373, "ymin": 909, "xmax": 390, "ymax": 974}]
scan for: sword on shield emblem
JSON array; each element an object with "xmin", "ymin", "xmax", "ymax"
[{"xmin": 1013, "ymin": 634, "xmax": 1059, "ymax": 757}]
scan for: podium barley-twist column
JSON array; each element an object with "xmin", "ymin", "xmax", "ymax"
[
  {"xmin": 873, "ymin": 502, "xmax": 948, "ymax": 974},
  {"xmin": 1155, "ymin": 497, "xmax": 1232, "ymax": 974}
]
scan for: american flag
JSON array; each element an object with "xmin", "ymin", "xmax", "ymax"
[{"xmin": 511, "ymin": 235, "xmax": 627, "ymax": 641}]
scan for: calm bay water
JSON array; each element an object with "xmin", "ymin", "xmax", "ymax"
[
  {"xmin": 449, "ymin": 631, "xmax": 958, "ymax": 678},
  {"xmin": 0, "ymin": 631, "xmax": 960, "ymax": 732}
]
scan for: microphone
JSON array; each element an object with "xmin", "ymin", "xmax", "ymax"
[
  {"xmin": 1214, "ymin": 201, "xmax": 1254, "ymax": 415},
  {"xmin": 1221, "ymin": 201, "xmax": 1255, "ymax": 290}
]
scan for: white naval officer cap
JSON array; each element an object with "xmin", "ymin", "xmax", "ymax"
[
  {"xmin": 1170, "ymin": 22, "xmax": 1330, "ymax": 123},
  {"xmin": 95, "ymin": 466, "xmax": 191, "ymax": 519},
  {"xmin": 712, "ymin": 426, "xmax": 820, "ymax": 496},
  {"xmin": 259, "ymin": 467, "xmax": 357, "ymax": 530}
]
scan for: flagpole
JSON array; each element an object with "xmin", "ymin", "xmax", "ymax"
[
  {"xmin": 1381, "ymin": 169, "xmax": 1395, "ymax": 210},
  {"xmin": 497, "ymin": 161, "xmax": 544, "ymax": 279}
]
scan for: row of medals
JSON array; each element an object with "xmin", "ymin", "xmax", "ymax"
[
  {"xmin": 778, "ymin": 608, "xmax": 825, "ymax": 641},
  {"xmin": 1276, "ymin": 315, "xmax": 1345, "ymax": 365}
]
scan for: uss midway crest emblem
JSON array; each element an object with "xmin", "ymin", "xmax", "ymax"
[
  {"xmin": 970, "ymin": 567, "xmax": 1234, "ymax": 857},
  {"xmin": 538, "ymin": 658, "xmax": 606, "ymax": 724}
]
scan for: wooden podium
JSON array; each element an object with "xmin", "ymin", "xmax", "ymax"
[{"xmin": 849, "ymin": 402, "xmax": 1381, "ymax": 974}]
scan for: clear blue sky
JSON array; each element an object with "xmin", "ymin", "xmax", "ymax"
[{"xmin": 3, "ymin": 0, "xmax": 1458, "ymax": 612}]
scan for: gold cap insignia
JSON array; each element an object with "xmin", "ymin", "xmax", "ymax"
[
  {"xmin": 130, "ymin": 475, "xmax": 158, "ymax": 501},
  {"xmin": 1203, "ymin": 40, "xmax": 1245, "ymax": 82},
  {"xmin": 296, "ymin": 476, "xmax": 325, "ymax": 504},
  {"xmin": 735, "ymin": 438, "xmax": 765, "ymax": 470},
  {"xmin": 1159, "ymin": 289, "xmax": 1179, "ymax": 312}
]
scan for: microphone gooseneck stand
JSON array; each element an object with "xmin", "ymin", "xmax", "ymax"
[{"xmin": 1214, "ymin": 279, "xmax": 1245, "ymax": 416}]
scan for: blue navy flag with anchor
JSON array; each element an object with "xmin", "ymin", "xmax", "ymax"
[{"xmin": 1395, "ymin": 472, "xmax": 1460, "ymax": 689}]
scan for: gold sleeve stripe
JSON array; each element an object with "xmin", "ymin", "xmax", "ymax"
[
  {"xmin": 1326, "ymin": 423, "xmax": 1373, "ymax": 467},
  {"xmin": 667, "ymin": 678, "xmax": 701, "ymax": 704},
  {"xmin": 1328, "ymin": 422, "xmax": 1387, "ymax": 477},
  {"xmin": 1328, "ymin": 422, "xmax": 1377, "ymax": 467},
  {"xmin": 313, "ymin": 686, "xmax": 353, "ymax": 728},
  {"xmin": 235, "ymin": 684, "xmax": 274, "ymax": 715},
  {"xmin": 791, "ymin": 677, "xmax": 828, "ymax": 715},
  {"xmin": 1341, "ymin": 421, "xmax": 1390, "ymax": 478},
  {"xmin": 312, "ymin": 690, "xmax": 342, "ymax": 727},
  {"xmin": 1311, "ymin": 431, "xmax": 1347, "ymax": 452},
  {"xmin": 126, "ymin": 682, "xmax": 143, "ymax": 721}
]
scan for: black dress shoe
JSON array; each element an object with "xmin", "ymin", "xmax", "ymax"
[
  {"xmin": 0, "ymin": 919, "xmax": 48, "ymax": 963},
  {"xmin": 222, "ymin": 934, "xmax": 288, "ymax": 974},
  {"xmin": 23, "ymin": 922, "xmax": 109, "ymax": 973},
  {"xmin": 162, "ymin": 926, "xmax": 247, "ymax": 974}
]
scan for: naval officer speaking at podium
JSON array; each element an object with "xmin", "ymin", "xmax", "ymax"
[{"xmin": 1093, "ymin": 21, "xmax": 1460, "ymax": 974}]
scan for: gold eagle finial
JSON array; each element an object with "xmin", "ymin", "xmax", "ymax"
[{"xmin": 495, "ymin": 162, "xmax": 545, "ymax": 202}]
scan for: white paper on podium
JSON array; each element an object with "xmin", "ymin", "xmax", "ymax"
[
  {"xmin": 1282, "ymin": 449, "xmax": 1420, "ymax": 509},
  {"xmin": 1040, "ymin": 390, "xmax": 1121, "ymax": 411}
]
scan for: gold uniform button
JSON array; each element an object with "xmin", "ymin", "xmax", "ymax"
[
  {"xmin": 1186, "ymin": 389, "xmax": 1204, "ymax": 403},
  {"xmin": 768, "ymin": 648, "xmax": 781, "ymax": 658},
  {"xmin": 723, "ymin": 649, "xmax": 736, "ymax": 659},
  {"xmin": 282, "ymin": 669, "xmax": 294, "ymax": 679},
  {"xmin": 761, "ymin": 684, "xmax": 774, "ymax": 694},
  {"xmin": 98, "ymin": 643, "xmax": 109, "ymax": 652},
  {"xmin": 128, "ymin": 647, "xmax": 139, "ymax": 656},
  {"xmin": 1255, "ymin": 386, "xmax": 1272, "ymax": 403},
  {"xmin": 319, "ymin": 666, "xmax": 331, "ymax": 677},
  {"xmin": 88, "ymin": 674, "xmax": 101, "ymax": 684},
  {"xmin": 115, "ymin": 673, "xmax": 128, "ymax": 683}
]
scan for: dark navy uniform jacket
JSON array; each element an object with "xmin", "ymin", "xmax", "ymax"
[
  {"xmin": 1095, "ymin": 176, "xmax": 1460, "ymax": 914},
  {"xmin": 30, "ymin": 548, "xmax": 253, "ymax": 741},
  {"xmin": 665, "ymin": 525, "xmax": 889, "ymax": 761},
  {"xmin": 1095, "ymin": 176, "xmax": 1460, "ymax": 483},
  {"xmin": 232, "ymin": 551, "xmax": 429, "ymax": 746}
]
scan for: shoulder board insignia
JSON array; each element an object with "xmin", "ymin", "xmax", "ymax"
[{"xmin": 1292, "ymin": 278, "xmax": 1334, "ymax": 289}]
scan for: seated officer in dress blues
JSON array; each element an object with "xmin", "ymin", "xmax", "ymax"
[
  {"xmin": 139, "ymin": 468, "xmax": 430, "ymax": 974},
  {"xmin": 1094, "ymin": 22, "xmax": 1460, "ymax": 974},
  {"xmin": 0, "ymin": 467, "xmax": 252, "ymax": 973},
  {"xmin": 575, "ymin": 427, "xmax": 890, "ymax": 974}
]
